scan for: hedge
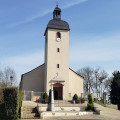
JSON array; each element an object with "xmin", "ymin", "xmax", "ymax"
[{"xmin": 2, "ymin": 87, "xmax": 23, "ymax": 119}]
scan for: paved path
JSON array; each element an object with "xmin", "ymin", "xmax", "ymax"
[{"xmin": 94, "ymin": 103, "xmax": 120, "ymax": 120}]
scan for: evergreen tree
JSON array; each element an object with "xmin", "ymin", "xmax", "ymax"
[{"xmin": 110, "ymin": 71, "xmax": 120, "ymax": 105}]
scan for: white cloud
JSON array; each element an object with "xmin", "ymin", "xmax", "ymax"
[
  {"xmin": 8, "ymin": 9, "xmax": 52, "ymax": 27},
  {"xmin": 7, "ymin": 0, "xmax": 88, "ymax": 27},
  {"xmin": 1, "ymin": 50, "xmax": 44, "ymax": 82},
  {"xmin": 62, "ymin": 0, "xmax": 88, "ymax": 9},
  {"xmin": 69, "ymin": 32, "xmax": 120, "ymax": 63}
]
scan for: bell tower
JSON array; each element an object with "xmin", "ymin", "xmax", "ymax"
[
  {"xmin": 53, "ymin": 5, "xmax": 61, "ymax": 20},
  {"xmin": 44, "ymin": 5, "xmax": 70, "ymax": 100}
]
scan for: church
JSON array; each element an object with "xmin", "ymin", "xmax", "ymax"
[{"xmin": 20, "ymin": 6, "xmax": 84, "ymax": 100}]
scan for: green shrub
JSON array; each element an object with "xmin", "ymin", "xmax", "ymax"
[
  {"xmin": 87, "ymin": 94, "xmax": 93, "ymax": 110},
  {"xmin": 18, "ymin": 90, "xmax": 23, "ymax": 117},
  {"xmin": 2, "ymin": 87, "xmax": 23, "ymax": 119},
  {"xmin": 3, "ymin": 87, "xmax": 18, "ymax": 118},
  {"xmin": 0, "ymin": 99, "xmax": 6, "ymax": 119},
  {"xmin": 43, "ymin": 92, "xmax": 49, "ymax": 103},
  {"xmin": 88, "ymin": 94, "xmax": 93, "ymax": 104},
  {"xmin": 73, "ymin": 94, "xmax": 79, "ymax": 104},
  {"xmin": 80, "ymin": 97, "xmax": 85, "ymax": 103},
  {"xmin": 87, "ymin": 103, "xmax": 93, "ymax": 110},
  {"xmin": 41, "ymin": 92, "xmax": 49, "ymax": 104}
]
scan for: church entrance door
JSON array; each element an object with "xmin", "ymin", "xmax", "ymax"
[{"xmin": 53, "ymin": 83, "xmax": 63, "ymax": 100}]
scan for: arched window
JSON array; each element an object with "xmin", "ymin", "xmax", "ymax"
[{"xmin": 56, "ymin": 32, "xmax": 61, "ymax": 39}]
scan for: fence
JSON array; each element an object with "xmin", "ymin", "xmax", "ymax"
[
  {"xmin": 23, "ymin": 91, "xmax": 48, "ymax": 101},
  {"xmin": 23, "ymin": 91, "xmax": 86, "ymax": 108}
]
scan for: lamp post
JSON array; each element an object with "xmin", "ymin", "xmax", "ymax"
[{"xmin": 10, "ymin": 76, "xmax": 13, "ymax": 86}]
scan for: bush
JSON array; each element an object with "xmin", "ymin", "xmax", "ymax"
[
  {"xmin": 2, "ymin": 87, "xmax": 23, "ymax": 119},
  {"xmin": 87, "ymin": 103, "xmax": 93, "ymax": 110},
  {"xmin": 43, "ymin": 92, "xmax": 49, "ymax": 103},
  {"xmin": 73, "ymin": 94, "xmax": 79, "ymax": 104},
  {"xmin": 80, "ymin": 97, "xmax": 85, "ymax": 103},
  {"xmin": 3, "ymin": 87, "xmax": 18, "ymax": 118},
  {"xmin": 0, "ymin": 99, "xmax": 6, "ymax": 119},
  {"xmin": 87, "ymin": 94, "xmax": 93, "ymax": 110},
  {"xmin": 40, "ymin": 92, "xmax": 49, "ymax": 104},
  {"xmin": 18, "ymin": 90, "xmax": 23, "ymax": 117}
]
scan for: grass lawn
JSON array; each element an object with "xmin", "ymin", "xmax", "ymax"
[{"xmin": 94, "ymin": 101, "xmax": 110, "ymax": 107}]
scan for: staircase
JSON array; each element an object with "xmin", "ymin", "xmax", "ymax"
[{"xmin": 21, "ymin": 106, "xmax": 40, "ymax": 119}]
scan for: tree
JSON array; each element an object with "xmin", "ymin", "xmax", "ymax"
[
  {"xmin": 2, "ymin": 66, "xmax": 17, "ymax": 87},
  {"xmin": 110, "ymin": 71, "xmax": 120, "ymax": 105},
  {"xmin": 98, "ymin": 70, "xmax": 108, "ymax": 98},
  {"xmin": 0, "ymin": 69, "xmax": 3, "ymax": 87},
  {"xmin": 102, "ymin": 78, "xmax": 112, "ymax": 97},
  {"xmin": 78, "ymin": 66, "xmax": 110, "ymax": 99},
  {"xmin": 93, "ymin": 67, "xmax": 101, "ymax": 98},
  {"xmin": 77, "ymin": 67, "xmax": 94, "ymax": 96}
]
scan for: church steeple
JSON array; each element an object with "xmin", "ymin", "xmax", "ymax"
[
  {"xmin": 53, "ymin": 5, "xmax": 61, "ymax": 20},
  {"xmin": 44, "ymin": 5, "xmax": 70, "ymax": 36}
]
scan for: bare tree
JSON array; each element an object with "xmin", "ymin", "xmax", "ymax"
[
  {"xmin": 93, "ymin": 67, "xmax": 101, "ymax": 98},
  {"xmin": 78, "ymin": 66, "xmax": 110, "ymax": 99},
  {"xmin": 2, "ymin": 66, "xmax": 17, "ymax": 87},
  {"xmin": 0, "ymin": 69, "xmax": 3, "ymax": 87},
  {"xmin": 77, "ymin": 67, "xmax": 94, "ymax": 96},
  {"xmin": 103, "ymin": 78, "xmax": 112, "ymax": 94},
  {"xmin": 98, "ymin": 70, "xmax": 108, "ymax": 98}
]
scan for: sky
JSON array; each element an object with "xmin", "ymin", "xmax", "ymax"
[{"xmin": 0, "ymin": 0, "xmax": 120, "ymax": 83}]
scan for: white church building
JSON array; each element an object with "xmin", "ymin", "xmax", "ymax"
[{"xmin": 20, "ymin": 6, "xmax": 84, "ymax": 100}]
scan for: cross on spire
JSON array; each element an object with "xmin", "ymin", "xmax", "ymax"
[{"xmin": 56, "ymin": 1, "xmax": 59, "ymax": 7}]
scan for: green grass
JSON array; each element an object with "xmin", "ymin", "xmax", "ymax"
[{"xmin": 94, "ymin": 101, "xmax": 110, "ymax": 107}]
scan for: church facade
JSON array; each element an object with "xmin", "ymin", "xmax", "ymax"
[{"xmin": 20, "ymin": 6, "xmax": 84, "ymax": 100}]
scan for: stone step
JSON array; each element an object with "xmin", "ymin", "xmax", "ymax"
[
  {"xmin": 21, "ymin": 115, "xmax": 40, "ymax": 119},
  {"xmin": 21, "ymin": 107, "xmax": 37, "ymax": 111},
  {"xmin": 21, "ymin": 106, "xmax": 40, "ymax": 119},
  {"xmin": 21, "ymin": 113, "xmax": 40, "ymax": 119},
  {"xmin": 22, "ymin": 108, "xmax": 37, "ymax": 111},
  {"xmin": 21, "ymin": 113, "xmax": 39, "ymax": 115},
  {"xmin": 22, "ymin": 110, "xmax": 37, "ymax": 114}
]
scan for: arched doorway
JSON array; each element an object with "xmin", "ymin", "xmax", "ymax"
[{"xmin": 53, "ymin": 83, "xmax": 63, "ymax": 100}]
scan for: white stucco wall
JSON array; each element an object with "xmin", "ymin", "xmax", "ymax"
[
  {"xmin": 45, "ymin": 29, "xmax": 69, "ymax": 99},
  {"xmin": 69, "ymin": 69, "xmax": 84, "ymax": 99},
  {"xmin": 20, "ymin": 64, "xmax": 44, "ymax": 92}
]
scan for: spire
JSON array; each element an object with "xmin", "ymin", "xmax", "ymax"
[{"xmin": 53, "ymin": 5, "xmax": 61, "ymax": 20}]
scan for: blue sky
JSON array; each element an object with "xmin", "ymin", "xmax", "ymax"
[{"xmin": 0, "ymin": 0, "xmax": 120, "ymax": 83}]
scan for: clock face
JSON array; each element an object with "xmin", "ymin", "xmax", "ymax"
[
  {"xmin": 57, "ymin": 38, "xmax": 61, "ymax": 42},
  {"xmin": 56, "ymin": 32, "xmax": 61, "ymax": 42}
]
